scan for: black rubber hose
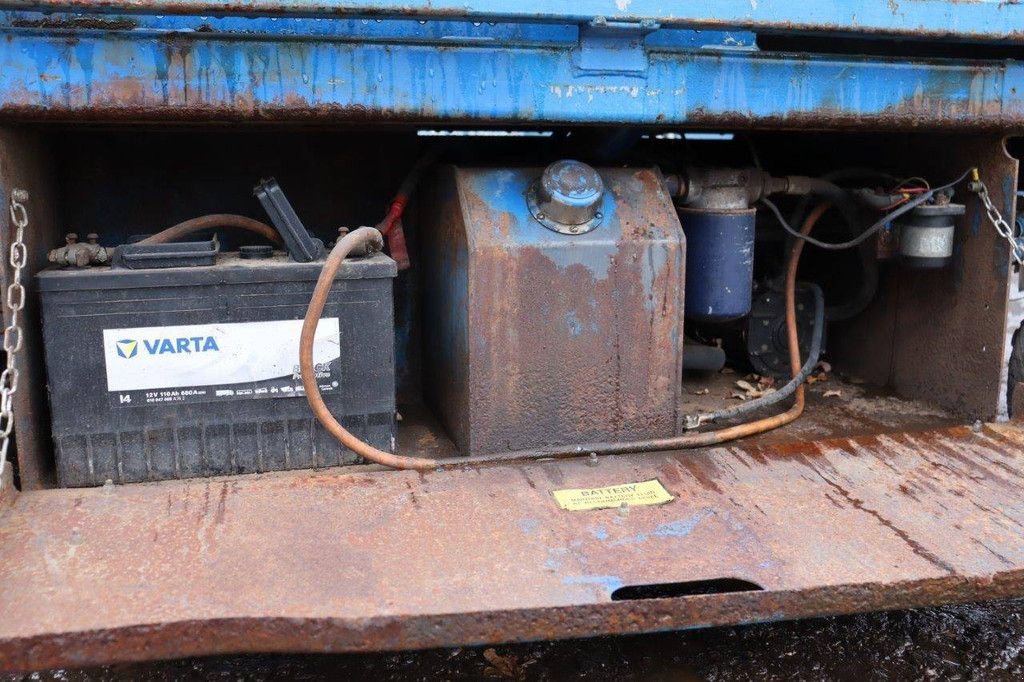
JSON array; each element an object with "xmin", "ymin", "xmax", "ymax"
[
  {"xmin": 785, "ymin": 177, "xmax": 852, "ymax": 205},
  {"xmin": 761, "ymin": 168, "xmax": 974, "ymax": 251},
  {"xmin": 785, "ymin": 168, "xmax": 897, "ymax": 244},
  {"xmin": 696, "ymin": 283, "xmax": 825, "ymax": 425},
  {"xmin": 800, "ymin": 183, "xmax": 872, "ymax": 318},
  {"xmin": 785, "ymin": 169, "xmax": 892, "ymax": 321}
]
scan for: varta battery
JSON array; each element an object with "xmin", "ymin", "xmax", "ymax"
[{"xmin": 36, "ymin": 183, "xmax": 397, "ymax": 487}]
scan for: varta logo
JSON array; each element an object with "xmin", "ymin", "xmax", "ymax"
[
  {"xmin": 116, "ymin": 336, "xmax": 220, "ymax": 358},
  {"xmin": 115, "ymin": 339, "xmax": 138, "ymax": 359}
]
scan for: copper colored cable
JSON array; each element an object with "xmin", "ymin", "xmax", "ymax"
[
  {"xmin": 303, "ymin": 207, "xmax": 831, "ymax": 471},
  {"xmin": 138, "ymin": 214, "xmax": 283, "ymax": 247},
  {"xmin": 449, "ymin": 201, "xmax": 834, "ymax": 466},
  {"xmin": 300, "ymin": 227, "xmax": 439, "ymax": 471}
]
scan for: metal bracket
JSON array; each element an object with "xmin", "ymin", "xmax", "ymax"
[{"xmin": 574, "ymin": 17, "xmax": 659, "ymax": 76}]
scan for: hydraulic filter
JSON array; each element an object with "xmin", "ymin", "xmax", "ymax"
[
  {"xmin": 897, "ymin": 202, "xmax": 966, "ymax": 269},
  {"xmin": 679, "ymin": 208, "xmax": 756, "ymax": 322}
]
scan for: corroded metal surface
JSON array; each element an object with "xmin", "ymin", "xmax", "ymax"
[
  {"xmin": 2, "ymin": 1, "xmax": 1023, "ymax": 43},
  {"xmin": 889, "ymin": 138, "xmax": 1017, "ymax": 419},
  {"xmin": 0, "ymin": 130, "xmax": 59, "ymax": 490},
  {"xmin": 824, "ymin": 135, "xmax": 1015, "ymax": 421},
  {"xmin": 0, "ymin": 26, "xmax": 1021, "ymax": 130},
  {"xmin": 2, "ymin": 423, "xmax": 1024, "ymax": 671},
  {"xmin": 421, "ymin": 166, "xmax": 684, "ymax": 455}
]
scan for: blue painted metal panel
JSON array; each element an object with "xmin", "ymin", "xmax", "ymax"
[
  {"xmin": 2, "ymin": 0, "xmax": 1024, "ymax": 42},
  {"xmin": 0, "ymin": 23, "xmax": 1020, "ymax": 129},
  {"xmin": 0, "ymin": 12, "xmax": 756, "ymax": 50}
]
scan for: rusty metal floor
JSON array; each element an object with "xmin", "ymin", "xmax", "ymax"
[{"xmin": 3, "ymin": 413, "xmax": 1024, "ymax": 671}]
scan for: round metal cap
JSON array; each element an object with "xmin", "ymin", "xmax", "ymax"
[{"xmin": 528, "ymin": 160, "xmax": 605, "ymax": 235}]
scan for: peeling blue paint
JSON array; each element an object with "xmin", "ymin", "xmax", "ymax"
[
  {"xmin": 466, "ymin": 169, "xmax": 617, "ymax": 280},
  {"xmin": 0, "ymin": 20, "xmax": 1022, "ymax": 128},
  {"xmin": 518, "ymin": 518, "xmax": 541, "ymax": 535},
  {"xmin": 565, "ymin": 311, "xmax": 583, "ymax": 337},
  {"xmin": 608, "ymin": 532, "xmax": 647, "ymax": 547},
  {"xmin": 653, "ymin": 509, "xmax": 714, "ymax": 538},
  {"xmin": 641, "ymin": 242, "xmax": 671, "ymax": 314},
  {"xmin": 6, "ymin": 2, "xmax": 1021, "ymax": 45},
  {"xmin": 562, "ymin": 574, "xmax": 623, "ymax": 593},
  {"xmin": 545, "ymin": 546, "xmax": 569, "ymax": 571},
  {"xmin": 606, "ymin": 509, "xmax": 712, "ymax": 546}
]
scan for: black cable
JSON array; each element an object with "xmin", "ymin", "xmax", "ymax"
[
  {"xmin": 786, "ymin": 167, "xmax": 899, "ymax": 237},
  {"xmin": 698, "ymin": 284, "xmax": 824, "ymax": 425},
  {"xmin": 761, "ymin": 167, "xmax": 974, "ymax": 251},
  {"xmin": 785, "ymin": 169, "xmax": 883, "ymax": 321}
]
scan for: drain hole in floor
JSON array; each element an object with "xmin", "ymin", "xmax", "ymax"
[{"xmin": 611, "ymin": 578, "xmax": 763, "ymax": 601}]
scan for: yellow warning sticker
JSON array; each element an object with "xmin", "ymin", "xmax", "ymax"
[{"xmin": 552, "ymin": 479, "xmax": 674, "ymax": 512}]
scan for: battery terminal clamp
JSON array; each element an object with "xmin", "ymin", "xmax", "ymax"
[
  {"xmin": 48, "ymin": 232, "xmax": 111, "ymax": 268},
  {"xmin": 253, "ymin": 178, "xmax": 325, "ymax": 263}
]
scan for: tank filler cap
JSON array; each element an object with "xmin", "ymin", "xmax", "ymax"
[{"xmin": 528, "ymin": 159, "xmax": 605, "ymax": 235}]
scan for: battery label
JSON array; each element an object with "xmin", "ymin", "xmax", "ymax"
[
  {"xmin": 102, "ymin": 318, "xmax": 340, "ymax": 407},
  {"xmin": 551, "ymin": 480, "xmax": 674, "ymax": 511}
]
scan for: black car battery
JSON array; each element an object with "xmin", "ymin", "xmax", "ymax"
[{"xmin": 37, "ymin": 181, "xmax": 397, "ymax": 487}]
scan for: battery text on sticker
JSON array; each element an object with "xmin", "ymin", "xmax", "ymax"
[{"xmin": 552, "ymin": 479, "xmax": 674, "ymax": 511}]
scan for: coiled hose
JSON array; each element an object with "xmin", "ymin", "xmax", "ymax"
[{"xmin": 301, "ymin": 204, "xmax": 831, "ymax": 470}]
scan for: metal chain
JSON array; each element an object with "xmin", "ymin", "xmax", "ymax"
[
  {"xmin": 0, "ymin": 188, "xmax": 28, "ymax": 489},
  {"xmin": 971, "ymin": 170, "xmax": 1024, "ymax": 267}
]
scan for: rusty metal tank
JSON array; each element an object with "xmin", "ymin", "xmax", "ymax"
[{"xmin": 421, "ymin": 161, "xmax": 685, "ymax": 456}]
